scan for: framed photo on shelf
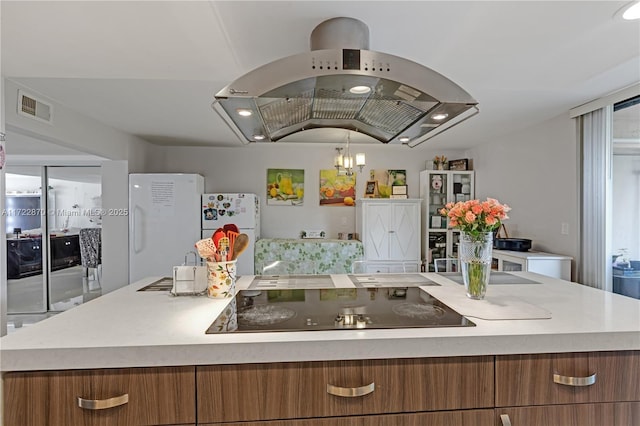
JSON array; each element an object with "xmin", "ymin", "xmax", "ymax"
[
  {"xmin": 448, "ymin": 158, "xmax": 469, "ymax": 171},
  {"xmin": 364, "ymin": 180, "xmax": 379, "ymax": 198},
  {"xmin": 392, "ymin": 185, "xmax": 408, "ymax": 195}
]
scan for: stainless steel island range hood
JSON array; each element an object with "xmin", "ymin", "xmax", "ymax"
[{"xmin": 212, "ymin": 17, "xmax": 478, "ymax": 147}]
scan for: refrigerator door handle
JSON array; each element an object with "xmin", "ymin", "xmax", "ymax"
[{"xmin": 133, "ymin": 205, "xmax": 144, "ymax": 254}]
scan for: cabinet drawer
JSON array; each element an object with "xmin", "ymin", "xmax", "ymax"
[
  {"xmin": 3, "ymin": 366, "xmax": 195, "ymax": 426},
  {"xmin": 206, "ymin": 409, "xmax": 493, "ymax": 426},
  {"xmin": 497, "ymin": 402, "xmax": 639, "ymax": 426},
  {"xmin": 495, "ymin": 351, "xmax": 640, "ymax": 407},
  {"xmin": 197, "ymin": 356, "xmax": 494, "ymax": 423},
  {"xmin": 205, "ymin": 419, "xmax": 362, "ymax": 426},
  {"xmin": 615, "ymin": 402, "xmax": 640, "ymax": 426}
]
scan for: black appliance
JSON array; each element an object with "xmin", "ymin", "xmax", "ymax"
[
  {"xmin": 6, "ymin": 237, "xmax": 42, "ymax": 279},
  {"xmin": 50, "ymin": 234, "xmax": 81, "ymax": 270},
  {"xmin": 206, "ymin": 287, "xmax": 474, "ymax": 334},
  {"xmin": 493, "ymin": 238, "xmax": 532, "ymax": 252}
]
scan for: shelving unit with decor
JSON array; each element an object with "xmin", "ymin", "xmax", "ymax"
[{"xmin": 419, "ymin": 170, "xmax": 475, "ymax": 271}]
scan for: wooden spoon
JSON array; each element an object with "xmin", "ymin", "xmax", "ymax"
[{"xmin": 230, "ymin": 233, "xmax": 250, "ymax": 261}]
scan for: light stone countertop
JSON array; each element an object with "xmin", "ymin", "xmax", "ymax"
[{"xmin": 1, "ymin": 272, "xmax": 639, "ymax": 372}]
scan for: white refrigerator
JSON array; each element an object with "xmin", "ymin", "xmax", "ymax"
[
  {"xmin": 202, "ymin": 193, "xmax": 260, "ymax": 276},
  {"xmin": 129, "ymin": 173, "xmax": 204, "ymax": 283}
]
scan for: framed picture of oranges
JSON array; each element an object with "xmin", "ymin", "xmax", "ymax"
[{"xmin": 319, "ymin": 169, "xmax": 356, "ymax": 206}]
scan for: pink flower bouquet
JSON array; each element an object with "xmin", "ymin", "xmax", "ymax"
[{"xmin": 440, "ymin": 198, "xmax": 511, "ymax": 240}]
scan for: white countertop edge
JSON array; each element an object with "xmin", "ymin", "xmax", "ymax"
[{"xmin": 2, "ymin": 331, "xmax": 639, "ymax": 372}]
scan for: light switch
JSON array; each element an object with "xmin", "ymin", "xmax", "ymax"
[{"xmin": 561, "ymin": 222, "xmax": 569, "ymax": 235}]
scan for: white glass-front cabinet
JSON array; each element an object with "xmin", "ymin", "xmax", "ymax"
[
  {"xmin": 419, "ymin": 170, "xmax": 475, "ymax": 271},
  {"xmin": 355, "ymin": 199, "xmax": 421, "ymax": 272}
]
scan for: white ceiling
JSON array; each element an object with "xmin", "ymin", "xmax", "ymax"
[{"xmin": 2, "ymin": 1, "xmax": 639, "ymax": 151}]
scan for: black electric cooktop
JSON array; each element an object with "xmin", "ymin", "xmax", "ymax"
[{"xmin": 205, "ymin": 287, "xmax": 475, "ymax": 334}]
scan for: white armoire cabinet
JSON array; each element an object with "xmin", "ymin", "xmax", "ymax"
[
  {"xmin": 355, "ymin": 199, "xmax": 421, "ymax": 272},
  {"xmin": 419, "ymin": 170, "xmax": 475, "ymax": 272}
]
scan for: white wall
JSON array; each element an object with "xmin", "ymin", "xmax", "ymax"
[
  {"xmin": 612, "ymin": 154, "xmax": 640, "ymax": 260},
  {"xmin": 3, "ymin": 79, "xmax": 154, "ymax": 172},
  {"xmin": 468, "ymin": 113, "xmax": 580, "ymax": 279},
  {"xmin": 101, "ymin": 160, "xmax": 129, "ymax": 293},
  {"xmin": 150, "ymin": 144, "xmax": 466, "ymax": 239}
]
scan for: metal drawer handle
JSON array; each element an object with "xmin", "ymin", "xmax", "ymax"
[
  {"xmin": 500, "ymin": 414, "xmax": 512, "ymax": 426},
  {"xmin": 77, "ymin": 394, "xmax": 129, "ymax": 410},
  {"xmin": 553, "ymin": 372, "xmax": 597, "ymax": 387},
  {"xmin": 327, "ymin": 382, "xmax": 375, "ymax": 397}
]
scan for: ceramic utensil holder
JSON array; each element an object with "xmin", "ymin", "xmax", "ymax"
[{"xmin": 206, "ymin": 260, "xmax": 237, "ymax": 298}]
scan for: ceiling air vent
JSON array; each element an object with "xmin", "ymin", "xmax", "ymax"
[{"xmin": 17, "ymin": 90, "xmax": 53, "ymax": 124}]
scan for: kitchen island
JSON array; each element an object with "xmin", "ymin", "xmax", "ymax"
[{"xmin": 2, "ymin": 272, "xmax": 639, "ymax": 425}]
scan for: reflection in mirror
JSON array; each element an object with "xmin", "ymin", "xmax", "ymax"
[
  {"xmin": 5, "ymin": 166, "xmax": 47, "ymax": 314},
  {"xmin": 5, "ymin": 166, "xmax": 103, "ymax": 331},
  {"xmin": 46, "ymin": 167, "xmax": 102, "ymax": 311}
]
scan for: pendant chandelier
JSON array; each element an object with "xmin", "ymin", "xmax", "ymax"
[{"xmin": 334, "ymin": 133, "xmax": 365, "ymax": 176}]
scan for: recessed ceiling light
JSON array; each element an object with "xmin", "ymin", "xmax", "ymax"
[
  {"xmin": 431, "ymin": 113, "xmax": 449, "ymax": 121},
  {"xmin": 253, "ymin": 134, "xmax": 266, "ymax": 140},
  {"xmin": 349, "ymin": 85, "xmax": 372, "ymax": 94},
  {"xmin": 237, "ymin": 109, "xmax": 253, "ymax": 117},
  {"xmin": 623, "ymin": 1, "xmax": 640, "ymax": 19},
  {"xmin": 398, "ymin": 136, "xmax": 410, "ymax": 143}
]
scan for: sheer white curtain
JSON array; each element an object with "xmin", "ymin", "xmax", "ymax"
[{"xmin": 578, "ymin": 106, "xmax": 613, "ymax": 290}]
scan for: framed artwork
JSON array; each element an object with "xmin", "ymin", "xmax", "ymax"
[
  {"xmin": 448, "ymin": 158, "xmax": 469, "ymax": 171},
  {"xmin": 267, "ymin": 168, "xmax": 304, "ymax": 206},
  {"xmin": 370, "ymin": 169, "xmax": 407, "ymax": 198},
  {"xmin": 388, "ymin": 170, "xmax": 407, "ymax": 186},
  {"xmin": 319, "ymin": 169, "xmax": 356, "ymax": 206},
  {"xmin": 392, "ymin": 185, "xmax": 407, "ymax": 195},
  {"xmin": 364, "ymin": 180, "xmax": 379, "ymax": 198}
]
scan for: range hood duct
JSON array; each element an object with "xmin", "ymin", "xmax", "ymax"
[{"xmin": 212, "ymin": 17, "xmax": 478, "ymax": 147}]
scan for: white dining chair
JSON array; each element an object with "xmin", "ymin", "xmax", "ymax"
[
  {"xmin": 351, "ymin": 260, "xmax": 413, "ymax": 274},
  {"xmin": 434, "ymin": 258, "xmax": 459, "ymax": 273}
]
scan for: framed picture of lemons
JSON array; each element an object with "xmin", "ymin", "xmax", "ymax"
[
  {"xmin": 267, "ymin": 168, "xmax": 304, "ymax": 206},
  {"xmin": 319, "ymin": 169, "xmax": 356, "ymax": 206}
]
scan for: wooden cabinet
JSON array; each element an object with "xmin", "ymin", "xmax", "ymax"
[
  {"xmin": 197, "ymin": 356, "xmax": 493, "ymax": 424},
  {"xmin": 355, "ymin": 199, "xmax": 421, "ymax": 270},
  {"xmin": 3, "ymin": 366, "xmax": 195, "ymax": 426},
  {"xmin": 495, "ymin": 351, "xmax": 640, "ymax": 426},
  {"xmin": 4, "ymin": 351, "xmax": 637, "ymax": 425},
  {"xmin": 492, "ymin": 249, "xmax": 572, "ymax": 281},
  {"xmin": 419, "ymin": 170, "xmax": 475, "ymax": 271}
]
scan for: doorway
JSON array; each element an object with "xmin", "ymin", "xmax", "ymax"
[{"xmin": 611, "ymin": 96, "xmax": 640, "ymax": 297}]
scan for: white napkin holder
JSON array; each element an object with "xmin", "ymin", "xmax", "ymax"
[{"xmin": 172, "ymin": 251, "xmax": 207, "ymax": 296}]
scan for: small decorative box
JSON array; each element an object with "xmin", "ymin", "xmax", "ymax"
[{"xmin": 300, "ymin": 230, "xmax": 326, "ymax": 239}]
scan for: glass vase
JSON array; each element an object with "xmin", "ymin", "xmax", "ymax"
[{"xmin": 459, "ymin": 231, "xmax": 493, "ymax": 299}]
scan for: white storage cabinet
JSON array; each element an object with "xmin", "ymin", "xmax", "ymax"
[
  {"xmin": 355, "ymin": 199, "xmax": 421, "ymax": 272},
  {"xmin": 492, "ymin": 249, "xmax": 572, "ymax": 281}
]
